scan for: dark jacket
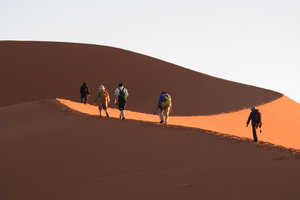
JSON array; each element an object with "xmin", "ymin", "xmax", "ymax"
[
  {"xmin": 247, "ymin": 109, "xmax": 262, "ymax": 127},
  {"xmin": 80, "ymin": 84, "xmax": 89, "ymax": 96}
]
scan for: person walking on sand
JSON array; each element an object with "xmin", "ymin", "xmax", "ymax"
[
  {"xmin": 80, "ymin": 82, "xmax": 89, "ymax": 104},
  {"xmin": 114, "ymin": 83, "xmax": 129, "ymax": 120},
  {"xmin": 155, "ymin": 91, "xmax": 172, "ymax": 125},
  {"xmin": 246, "ymin": 106, "xmax": 262, "ymax": 142},
  {"xmin": 94, "ymin": 85, "xmax": 110, "ymax": 118}
]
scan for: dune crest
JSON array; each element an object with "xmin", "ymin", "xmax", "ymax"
[
  {"xmin": 2, "ymin": 41, "xmax": 300, "ymax": 199},
  {"xmin": 58, "ymin": 96, "xmax": 300, "ymax": 149},
  {"xmin": 0, "ymin": 41, "xmax": 281, "ymax": 115}
]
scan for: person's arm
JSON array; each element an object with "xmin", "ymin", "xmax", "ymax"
[
  {"xmin": 107, "ymin": 93, "xmax": 110, "ymax": 103},
  {"xmin": 246, "ymin": 112, "xmax": 252, "ymax": 127},
  {"xmin": 94, "ymin": 91, "xmax": 99, "ymax": 102},
  {"xmin": 80, "ymin": 86, "xmax": 84, "ymax": 95},
  {"xmin": 125, "ymin": 88, "xmax": 129, "ymax": 98},
  {"xmin": 114, "ymin": 88, "xmax": 119, "ymax": 104},
  {"xmin": 158, "ymin": 96, "xmax": 161, "ymax": 108},
  {"xmin": 154, "ymin": 96, "xmax": 161, "ymax": 114},
  {"xmin": 259, "ymin": 113, "xmax": 262, "ymax": 128}
]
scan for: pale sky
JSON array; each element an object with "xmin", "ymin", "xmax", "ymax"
[{"xmin": 1, "ymin": 0, "xmax": 300, "ymax": 102}]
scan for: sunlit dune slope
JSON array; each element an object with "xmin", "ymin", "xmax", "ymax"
[
  {"xmin": 173, "ymin": 96, "xmax": 300, "ymax": 149},
  {"xmin": 1, "ymin": 99, "xmax": 300, "ymax": 200},
  {"xmin": 58, "ymin": 96, "xmax": 300, "ymax": 149},
  {"xmin": 0, "ymin": 41, "xmax": 281, "ymax": 115}
]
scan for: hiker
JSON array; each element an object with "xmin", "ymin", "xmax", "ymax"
[
  {"xmin": 80, "ymin": 82, "xmax": 89, "ymax": 104},
  {"xmin": 246, "ymin": 106, "xmax": 262, "ymax": 142},
  {"xmin": 94, "ymin": 85, "xmax": 110, "ymax": 118},
  {"xmin": 155, "ymin": 91, "xmax": 172, "ymax": 125},
  {"xmin": 114, "ymin": 83, "xmax": 129, "ymax": 120}
]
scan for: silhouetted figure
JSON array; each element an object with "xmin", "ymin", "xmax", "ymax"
[
  {"xmin": 155, "ymin": 91, "xmax": 172, "ymax": 125},
  {"xmin": 80, "ymin": 82, "xmax": 89, "ymax": 104},
  {"xmin": 114, "ymin": 83, "xmax": 129, "ymax": 120},
  {"xmin": 247, "ymin": 106, "xmax": 262, "ymax": 142},
  {"xmin": 94, "ymin": 85, "xmax": 110, "ymax": 118}
]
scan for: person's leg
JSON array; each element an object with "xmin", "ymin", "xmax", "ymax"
[
  {"xmin": 159, "ymin": 109, "xmax": 164, "ymax": 123},
  {"xmin": 162, "ymin": 109, "xmax": 166, "ymax": 124},
  {"xmin": 120, "ymin": 110, "xmax": 123, "ymax": 119},
  {"xmin": 104, "ymin": 109, "xmax": 110, "ymax": 118},
  {"xmin": 117, "ymin": 102, "xmax": 122, "ymax": 119},
  {"xmin": 252, "ymin": 125, "xmax": 258, "ymax": 142},
  {"xmin": 120, "ymin": 102, "xmax": 126, "ymax": 120},
  {"xmin": 121, "ymin": 110, "xmax": 126, "ymax": 120},
  {"xmin": 165, "ymin": 106, "xmax": 170, "ymax": 125},
  {"xmin": 98, "ymin": 106, "xmax": 102, "ymax": 118},
  {"xmin": 123, "ymin": 102, "xmax": 126, "ymax": 120},
  {"xmin": 104, "ymin": 102, "xmax": 110, "ymax": 118},
  {"xmin": 118, "ymin": 101, "xmax": 122, "ymax": 119}
]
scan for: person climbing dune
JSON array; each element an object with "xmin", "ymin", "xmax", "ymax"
[
  {"xmin": 114, "ymin": 83, "xmax": 129, "ymax": 120},
  {"xmin": 80, "ymin": 82, "xmax": 89, "ymax": 104},
  {"xmin": 155, "ymin": 91, "xmax": 172, "ymax": 125},
  {"xmin": 94, "ymin": 84, "xmax": 110, "ymax": 118},
  {"xmin": 246, "ymin": 106, "xmax": 263, "ymax": 142}
]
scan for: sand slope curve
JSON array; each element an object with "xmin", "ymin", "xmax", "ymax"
[
  {"xmin": 1, "ymin": 99, "xmax": 300, "ymax": 200},
  {"xmin": 0, "ymin": 41, "xmax": 282, "ymax": 115},
  {"xmin": 58, "ymin": 96, "xmax": 300, "ymax": 149}
]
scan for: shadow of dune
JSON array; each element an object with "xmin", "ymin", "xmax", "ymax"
[{"xmin": 2, "ymin": 98, "xmax": 300, "ymax": 200}]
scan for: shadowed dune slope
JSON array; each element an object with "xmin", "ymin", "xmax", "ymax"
[
  {"xmin": 0, "ymin": 41, "xmax": 282, "ymax": 115},
  {"xmin": 1, "ymin": 99, "xmax": 300, "ymax": 200}
]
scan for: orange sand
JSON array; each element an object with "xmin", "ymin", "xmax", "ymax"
[
  {"xmin": 58, "ymin": 96, "xmax": 300, "ymax": 149},
  {"xmin": 2, "ymin": 99, "xmax": 300, "ymax": 200},
  {"xmin": 2, "ymin": 41, "xmax": 300, "ymax": 200}
]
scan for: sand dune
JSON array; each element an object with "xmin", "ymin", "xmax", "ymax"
[
  {"xmin": 1, "ymin": 41, "xmax": 300, "ymax": 199},
  {"xmin": 58, "ymin": 96, "xmax": 300, "ymax": 149},
  {"xmin": 0, "ymin": 41, "xmax": 281, "ymax": 115},
  {"xmin": 1, "ymin": 99, "xmax": 300, "ymax": 200}
]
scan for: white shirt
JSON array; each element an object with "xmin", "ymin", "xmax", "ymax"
[{"xmin": 115, "ymin": 87, "xmax": 129, "ymax": 98}]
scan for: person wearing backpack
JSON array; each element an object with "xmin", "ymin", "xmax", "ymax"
[
  {"xmin": 80, "ymin": 82, "xmax": 89, "ymax": 104},
  {"xmin": 246, "ymin": 106, "xmax": 263, "ymax": 142},
  {"xmin": 155, "ymin": 91, "xmax": 172, "ymax": 125},
  {"xmin": 94, "ymin": 85, "xmax": 110, "ymax": 118},
  {"xmin": 114, "ymin": 83, "xmax": 129, "ymax": 120}
]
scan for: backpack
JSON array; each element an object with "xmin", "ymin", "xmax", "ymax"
[
  {"xmin": 98, "ymin": 90, "xmax": 108, "ymax": 99},
  {"xmin": 80, "ymin": 85, "xmax": 86, "ymax": 94},
  {"xmin": 160, "ymin": 94, "xmax": 171, "ymax": 108},
  {"xmin": 118, "ymin": 88, "xmax": 127, "ymax": 103}
]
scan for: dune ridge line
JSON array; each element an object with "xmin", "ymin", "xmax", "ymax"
[{"xmin": 57, "ymin": 96, "xmax": 300, "ymax": 150}]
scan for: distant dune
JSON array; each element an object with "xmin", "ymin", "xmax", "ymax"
[
  {"xmin": 1, "ymin": 41, "xmax": 300, "ymax": 200},
  {"xmin": 0, "ymin": 41, "xmax": 282, "ymax": 115}
]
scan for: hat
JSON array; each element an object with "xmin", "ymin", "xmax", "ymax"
[{"xmin": 99, "ymin": 85, "xmax": 105, "ymax": 91}]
